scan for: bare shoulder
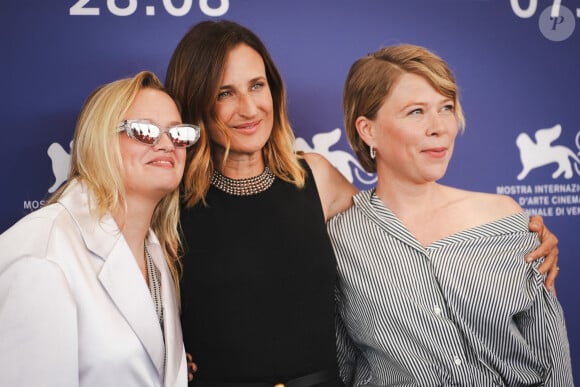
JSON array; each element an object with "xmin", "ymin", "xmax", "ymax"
[
  {"xmin": 452, "ymin": 188, "xmax": 523, "ymax": 222},
  {"xmin": 302, "ymin": 152, "xmax": 331, "ymax": 171},
  {"xmin": 418, "ymin": 186, "xmax": 526, "ymax": 244},
  {"xmin": 475, "ymin": 191, "xmax": 521, "ymax": 213},
  {"xmin": 302, "ymin": 152, "xmax": 347, "ymax": 186},
  {"xmin": 302, "ymin": 152, "xmax": 357, "ymax": 221}
]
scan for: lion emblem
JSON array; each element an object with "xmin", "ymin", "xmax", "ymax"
[
  {"xmin": 295, "ymin": 128, "xmax": 376, "ymax": 185},
  {"xmin": 516, "ymin": 124, "xmax": 580, "ymax": 180},
  {"xmin": 47, "ymin": 141, "xmax": 72, "ymax": 193}
]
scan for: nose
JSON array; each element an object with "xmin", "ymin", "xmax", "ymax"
[
  {"xmin": 426, "ymin": 111, "xmax": 448, "ymax": 136},
  {"xmin": 237, "ymin": 93, "xmax": 258, "ymax": 117},
  {"xmin": 153, "ymin": 131, "xmax": 175, "ymax": 152}
]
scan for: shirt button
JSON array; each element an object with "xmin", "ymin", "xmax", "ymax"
[
  {"xmin": 453, "ymin": 355, "xmax": 462, "ymax": 366},
  {"xmin": 434, "ymin": 305, "xmax": 442, "ymax": 315}
]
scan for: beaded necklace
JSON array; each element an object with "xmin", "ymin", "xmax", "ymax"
[{"xmin": 211, "ymin": 166, "xmax": 275, "ymax": 196}]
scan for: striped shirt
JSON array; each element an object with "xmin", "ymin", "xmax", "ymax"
[{"xmin": 327, "ymin": 189, "xmax": 573, "ymax": 387}]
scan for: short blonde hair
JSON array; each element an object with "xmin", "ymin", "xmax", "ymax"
[
  {"xmin": 47, "ymin": 71, "xmax": 183, "ymax": 294},
  {"xmin": 343, "ymin": 44, "xmax": 465, "ymax": 173}
]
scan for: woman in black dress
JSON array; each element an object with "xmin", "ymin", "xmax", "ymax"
[{"xmin": 166, "ymin": 20, "xmax": 356, "ymax": 386}]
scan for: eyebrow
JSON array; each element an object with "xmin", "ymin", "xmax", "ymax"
[
  {"xmin": 401, "ymin": 97, "xmax": 453, "ymax": 109},
  {"xmin": 140, "ymin": 119, "xmax": 183, "ymax": 127},
  {"xmin": 219, "ymin": 76, "xmax": 267, "ymax": 90}
]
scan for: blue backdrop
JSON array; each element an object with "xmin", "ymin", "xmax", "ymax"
[{"xmin": 1, "ymin": 0, "xmax": 578, "ymax": 380}]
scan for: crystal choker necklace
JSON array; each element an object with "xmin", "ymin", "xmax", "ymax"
[{"xmin": 211, "ymin": 166, "xmax": 275, "ymax": 196}]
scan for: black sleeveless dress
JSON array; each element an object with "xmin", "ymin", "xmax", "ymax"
[{"xmin": 179, "ymin": 163, "xmax": 343, "ymax": 386}]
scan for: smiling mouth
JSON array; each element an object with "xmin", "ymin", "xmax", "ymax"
[
  {"xmin": 148, "ymin": 159, "xmax": 175, "ymax": 167},
  {"xmin": 234, "ymin": 120, "xmax": 260, "ymax": 131},
  {"xmin": 422, "ymin": 148, "xmax": 448, "ymax": 157}
]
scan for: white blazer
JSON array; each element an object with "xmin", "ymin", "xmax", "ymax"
[{"xmin": 0, "ymin": 180, "xmax": 187, "ymax": 387}]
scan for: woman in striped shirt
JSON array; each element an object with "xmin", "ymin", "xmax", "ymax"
[{"xmin": 328, "ymin": 44, "xmax": 573, "ymax": 386}]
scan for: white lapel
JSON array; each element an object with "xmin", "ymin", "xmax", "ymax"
[
  {"xmin": 59, "ymin": 180, "xmax": 166, "ymax": 379},
  {"xmin": 98, "ymin": 239, "xmax": 166, "ymax": 378},
  {"xmin": 146, "ymin": 237, "xmax": 186, "ymax": 386}
]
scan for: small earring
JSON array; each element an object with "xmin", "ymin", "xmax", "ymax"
[{"xmin": 369, "ymin": 145, "xmax": 376, "ymax": 159}]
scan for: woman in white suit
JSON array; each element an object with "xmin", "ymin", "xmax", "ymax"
[{"xmin": 0, "ymin": 71, "xmax": 200, "ymax": 387}]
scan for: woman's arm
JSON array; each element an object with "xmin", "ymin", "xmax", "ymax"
[
  {"xmin": 526, "ymin": 216, "xmax": 559, "ymax": 291},
  {"xmin": 302, "ymin": 152, "xmax": 358, "ymax": 221},
  {"xmin": 0, "ymin": 258, "xmax": 78, "ymax": 387}
]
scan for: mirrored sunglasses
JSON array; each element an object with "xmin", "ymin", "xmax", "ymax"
[{"xmin": 118, "ymin": 119, "xmax": 200, "ymax": 148}]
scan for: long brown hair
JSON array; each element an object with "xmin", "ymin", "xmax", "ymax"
[{"xmin": 166, "ymin": 20, "xmax": 305, "ymax": 207}]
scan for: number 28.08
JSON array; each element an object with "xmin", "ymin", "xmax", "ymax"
[{"xmin": 69, "ymin": 0, "xmax": 229, "ymax": 17}]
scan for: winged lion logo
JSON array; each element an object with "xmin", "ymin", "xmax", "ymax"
[
  {"xmin": 515, "ymin": 124, "xmax": 580, "ymax": 180},
  {"xmin": 295, "ymin": 128, "xmax": 376, "ymax": 185}
]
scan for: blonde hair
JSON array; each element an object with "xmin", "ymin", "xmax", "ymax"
[
  {"xmin": 47, "ymin": 71, "xmax": 183, "ymax": 295},
  {"xmin": 343, "ymin": 44, "xmax": 465, "ymax": 173},
  {"xmin": 166, "ymin": 20, "xmax": 305, "ymax": 208}
]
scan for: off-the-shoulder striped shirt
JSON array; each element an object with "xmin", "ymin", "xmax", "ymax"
[{"xmin": 328, "ymin": 189, "xmax": 573, "ymax": 386}]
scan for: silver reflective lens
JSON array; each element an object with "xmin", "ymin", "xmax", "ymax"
[{"xmin": 118, "ymin": 120, "xmax": 200, "ymax": 148}]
